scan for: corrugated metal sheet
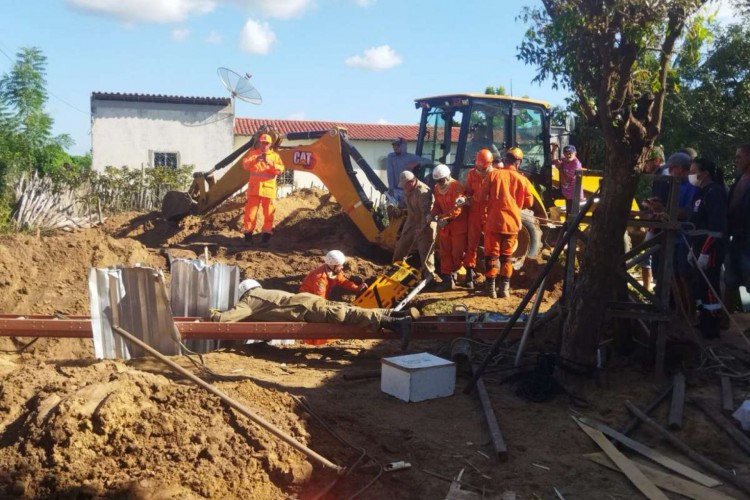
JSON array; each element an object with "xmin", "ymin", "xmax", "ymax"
[
  {"xmin": 89, "ymin": 266, "xmax": 180, "ymax": 360},
  {"xmin": 91, "ymin": 92, "xmax": 230, "ymax": 106},
  {"xmin": 169, "ymin": 258, "xmax": 241, "ymax": 353}
]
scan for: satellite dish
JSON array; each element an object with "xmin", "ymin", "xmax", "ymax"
[{"xmin": 217, "ymin": 67, "xmax": 262, "ymax": 105}]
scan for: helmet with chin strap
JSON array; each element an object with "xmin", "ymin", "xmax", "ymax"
[
  {"xmin": 325, "ymin": 250, "xmax": 346, "ymax": 266},
  {"xmin": 238, "ymin": 279, "xmax": 261, "ymax": 296}
]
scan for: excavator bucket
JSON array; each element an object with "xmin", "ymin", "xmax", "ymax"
[{"xmin": 161, "ymin": 191, "xmax": 197, "ymax": 221}]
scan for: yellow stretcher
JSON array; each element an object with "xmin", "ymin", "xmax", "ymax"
[{"xmin": 354, "ymin": 261, "xmax": 421, "ymax": 309}]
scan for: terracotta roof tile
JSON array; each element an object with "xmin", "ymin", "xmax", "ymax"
[{"xmin": 234, "ymin": 118, "xmax": 421, "ymax": 141}]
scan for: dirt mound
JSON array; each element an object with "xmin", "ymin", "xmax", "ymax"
[{"xmin": 0, "ymin": 358, "xmax": 314, "ymax": 499}]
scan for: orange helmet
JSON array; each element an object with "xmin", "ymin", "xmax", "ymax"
[
  {"xmin": 506, "ymin": 147, "xmax": 524, "ymax": 161},
  {"xmin": 475, "ymin": 149, "xmax": 493, "ymax": 168},
  {"xmin": 258, "ymin": 133, "xmax": 273, "ymax": 143}
]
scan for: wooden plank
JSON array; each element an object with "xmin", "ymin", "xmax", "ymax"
[
  {"xmin": 721, "ymin": 376, "xmax": 734, "ymax": 414},
  {"xmin": 621, "ymin": 383, "xmax": 673, "ymax": 436},
  {"xmin": 624, "ymin": 400, "xmax": 750, "ymax": 496},
  {"xmin": 579, "ymin": 416, "xmax": 721, "ymax": 487},
  {"xmin": 472, "ymin": 364, "xmax": 507, "ymax": 461},
  {"xmin": 574, "ymin": 418, "xmax": 669, "ymax": 500},
  {"xmin": 692, "ymin": 397, "xmax": 750, "ymax": 456},
  {"xmin": 668, "ymin": 372, "xmax": 686, "ymax": 430},
  {"xmin": 584, "ymin": 452, "xmax": 738, "ymax": 500}
]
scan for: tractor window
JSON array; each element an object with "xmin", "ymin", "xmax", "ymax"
[
  {"xmin": 464, "ymin": 105, "xmax": 508, "ymax": 167},
  {"xmin": 514, "ymin": 106, "xmax": 545, "ymax": 175},
  {"xmin": 421, "ymin": 108, "xmax": 461, "ymax": 167}
]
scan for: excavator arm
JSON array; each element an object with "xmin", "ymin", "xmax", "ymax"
[{"xmin": 161, "ymin": 127, "xmax": 404, "ymax": 251}]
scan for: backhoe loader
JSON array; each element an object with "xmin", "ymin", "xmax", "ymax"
[{"xmin": 161, "ymin": 93, "xmax": 617, "ymax": 269}]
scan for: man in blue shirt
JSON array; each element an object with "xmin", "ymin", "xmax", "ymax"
[{"xmin": 386, "ymin": 138, "xmax": 425, "ymax": 206}]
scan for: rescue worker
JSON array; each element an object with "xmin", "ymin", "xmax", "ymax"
[
  {"xmin": 481, "ymin": 147, "xmax": 533, "ymax": 298},
  {"xmin": 211, "ymin": 279, "xmax": 418, "ymax": 349},
  {"xmin": 299, "ymin": 250, "xmax": 366, "ymax": 299},
  {"xmin": 688, "ymin": 158, "xmax": 727, "ymax": 339},
  {"xmin": 430, "ymin": 164, "xmax": 468, "ymax": 291},
  {"xmin": 460, "ymin": 149, "xmax": 494, "ymax": 290},
  {"xmin": 386, "ymin": 138, "xmax": 425, "ymax": 206},
  {"xmin": 391, "ymin": 170, "xmax": 437, "ymax": 280},
  {"xmin": 242, "ymin": 133, "xmax": 285, "ymax": 245}
]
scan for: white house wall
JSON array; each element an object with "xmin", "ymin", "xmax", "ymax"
[{"xmin": 92, "ymin": 100, "xmax": 234, "ymax": 172}]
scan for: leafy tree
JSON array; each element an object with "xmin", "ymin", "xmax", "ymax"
[
  {"xmin": 518, "ymin": 0, "xmax": 708, "ymax": 387},
  {"xmin": 484, "ymin": 85, "xmax": 507, "ymax": 96},
  {"xmin": 661, "ymin": 21, "xmax": 750, "ymax": 174}
]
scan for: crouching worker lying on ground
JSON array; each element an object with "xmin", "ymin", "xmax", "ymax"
[{"xmin": 210, "ymin": 279, "xmax": 419, "ymax": 349}]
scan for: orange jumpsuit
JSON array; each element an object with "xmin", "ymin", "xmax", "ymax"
[
  {"xmin": 299, "ymin": 264, "xmax": 362, "ymax": 345},
  {"xmin": 431, "ymin": 179, "xmax": 468, "ymax": 275},
  {"xmin": 462, "ymin": 167, "xmax": 492, "ymax": 269},
  {"xmin": 299, "ymin": 264, "xmax": 361, "ymax": 299},
  {"xmin": 481, "ymin": 169, "xmax": 533, "ymax": 279},
  {"xmin": 242, "ymin": 148, "xmax": 285, "ymax": 234}
]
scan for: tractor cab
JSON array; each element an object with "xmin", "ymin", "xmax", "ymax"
[{"xmin": 413, "ymin": 93, "xmax": 552, "ymax": 190}]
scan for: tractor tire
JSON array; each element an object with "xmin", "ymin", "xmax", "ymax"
[{"xmin": 515, "ymin": 211, "xmax": 543, "ymax": 259}]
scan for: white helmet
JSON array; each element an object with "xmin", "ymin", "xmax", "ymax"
[
  {"xmin": 325, "ymin": 250, "xmax": 346, "ymax": 266},
  {"xmin": 238, "ymin": 279, "xmax": 261, "ymax": 296},
  {"xmin": 432, "ymin": 163, "xmax": 451, "ymax": 181}
]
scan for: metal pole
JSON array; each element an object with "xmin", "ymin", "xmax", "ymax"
[
  {"xmin": 110, "ymin": 324, "xmax": 343, "ymax": 474},
  {"xmin": 514, "ymin": 276, "xmax": 547, "ymax": 367},
  {"xmin": 465, "ymin": 188, "xmax": 600, "ymax": 393}
]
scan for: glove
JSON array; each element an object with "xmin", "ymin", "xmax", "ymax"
[
  {"xmin": 697, "ymin": 253, "xmax": 710, "ymax": 269},
  {"xmin": 455, "ymin": 196, "xmax": 467, "ymax": 207},
  {"xmin": 437, "ymin": 219, "xmax": 449, "ymax": 229}
]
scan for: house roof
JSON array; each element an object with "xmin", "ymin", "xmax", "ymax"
[
  {"xmin": 234, "ymin": 118, "xmax": 421, "ymax": 141},
  {"xmin": 91, "ymin": 92, "xmax": 230, "ymax": 106}
]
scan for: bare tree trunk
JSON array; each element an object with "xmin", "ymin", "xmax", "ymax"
[{"xmin": 559, "ymin": 142, "xmax": 641, "ymax": 382}]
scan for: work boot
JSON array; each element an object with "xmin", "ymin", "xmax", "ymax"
[
  {"xmin": 485, "ymin": 277, "xmax": 497, "ymax": 299},
  {"xmin": 380, "ymin": 316, "xmax": 412, "ymax": 350},
  {"xmin": 435, "ymin": 274, "xmax": 454, "ymax": 292},
  {"xmin": 243, "ymin": 233, "xmax": 253, "ymax": 245},
  {"xmin": 465, "ymin": 268, "xmax": 475, "ymax": 290},
  {"xmin": 498, "ymin": 277, "xmax": 510, "ymax": 298},
  {"xmin": 261, "ymin": 232, "xmax": 272, "ymax": 245},
  {"xmin": 388, "ymin": 307, "xmax": 421, "ymax": 320}
]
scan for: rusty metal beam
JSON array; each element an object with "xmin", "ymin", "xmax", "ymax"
[{"xmin": 0, "ymin": 315, "xmax": 524, "ymax": 341}]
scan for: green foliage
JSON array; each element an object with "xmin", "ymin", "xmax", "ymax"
[
  {"xmin": 662, "ymin": 21, "xmax": 750, "ymax": 172},
  {"xmin": 484, "ymin": 85, "xmax": 507, "ymax": 96}
]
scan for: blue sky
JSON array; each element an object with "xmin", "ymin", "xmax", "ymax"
[{"xmin": 0, "ymin": 0, "xmax": 738, "ymax": 155}]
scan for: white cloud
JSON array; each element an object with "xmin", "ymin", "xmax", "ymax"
[
  {"xmin": 377, "ymin": 118, "xmax": 391, "ymax": 125},
  {"xmin": 354, "ymin": 0, "xmax": 376, "ymax": 6},
  {"xmin": 171, "ymin": 28, "xmax": 191, "ymax": 40},
  {"xmin": 239, "ymin": 19, "xmax": 276, "ymax": 54},
  {"xmin": 345, "ymin": 45, "xmax": 402, "ymax": 71},
  {"xmin": 287, "ymin": 112, "xmax": 306, "ymax": 121},
  {"xmin": 67, "ymin": 0, "xmax": 215, "ymax": 23},
  {"xmin": 206, "ymin": 31, "xmax": 222, "ymax": 44},
  {"xmin": 224, "ymin": 0, "xmax": 314, "ymax": 19}
]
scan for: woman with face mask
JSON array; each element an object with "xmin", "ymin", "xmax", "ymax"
[{"xmin": 688, "ymin": 158, "xmax": 727, "ymax": 338}]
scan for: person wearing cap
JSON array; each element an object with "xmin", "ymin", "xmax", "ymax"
[
  {"xmin": 460, "ymin": 149, "xmax": 495, "ymax": 289},
  {"xmin": 299, "ymin": 250, "xmax": 366, "ymax": 299},
  {"xmin": 552, "ymin": 144, "xmax": 583, "ymax": 216},
  {"xmin": 386, "ymin": 138, "xmax": 426, "ymax": 206},
  {"xmin": 241, "ymin": 133, "xmax": 286, "ymax": 245},
  {"xmin": 430, "ymin": 164, "xmax": 468, "ymax": 291},
  {"xmin": 392, "ymin": 170, "xmax": 437, "ymax": 280},
  {"xmin": 210, "ymin": 278, "xmax": 419, "ymax": 349},
  {"xmin": 480, "ymin": 148, "xmax": 533, "ymax": 298}
]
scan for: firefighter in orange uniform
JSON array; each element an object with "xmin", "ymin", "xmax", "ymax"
[
  {"xmin": 299, "ymin": 250, "xmax": 366, "ymax": 345},
  {"xmin": 461, "ymin": 149, "xmax": 494, "ymax": 290},
  {"xmin": 431, "ymin": 163, "xmax": 468, "ymax": 291},
  {"xmin": 242, "ymin": 133, "xmax": 285, "ymax": 245},
  {"xmin": 299, "ymin": 250, "xmax": 366, "ymax": 299},
  {"xmin": 481, "ymin": 147, "xmax": 533, "ymax": 298}
]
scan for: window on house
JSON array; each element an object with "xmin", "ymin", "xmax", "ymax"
[{"xmin": 153, "ymin": 152, "xmax": 178, "ymax": 169}]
